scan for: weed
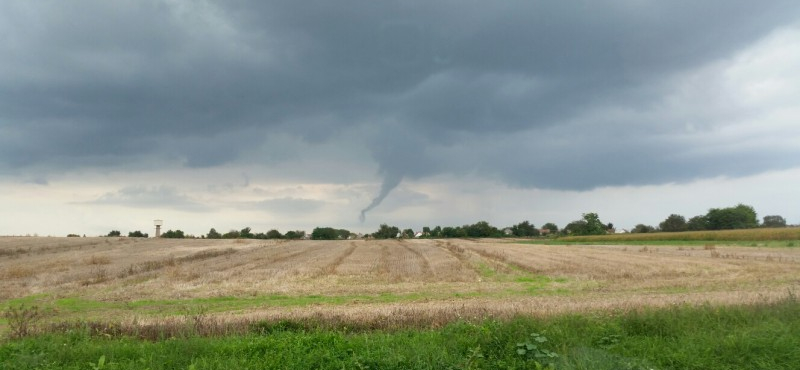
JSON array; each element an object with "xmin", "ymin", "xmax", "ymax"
[
  {"xmin": 2, "ymin": 304, "xmax": 43, "ymax": 339},
  {"xmin": 87, "ymin": 355, "xmax": 107, "ymax": 370},
  {"xmin": 704, "ymin": 244, "xmax": 716, "ymax": 250},
  {"xmin": 461, "ymin": 346, "xmax": 485, "ymax": 369},
  {"xmin": 82, "ymin": 268, "xmax": 109, "ymax": 285},
  {"xmin": 516, "ymin": 332, "xmax": 559, "ymax": 368},
  {"xmin": 595, "ymin": 334, "xmax": 622, "ymax": 349},
  {"xmin": 180, "ymin": 305, "xmax": 216, "ymax": 336}
]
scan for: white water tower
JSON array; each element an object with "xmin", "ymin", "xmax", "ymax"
[{"xmin": 154, "ymin": 219, "xmax": 163, "ymax": 238}]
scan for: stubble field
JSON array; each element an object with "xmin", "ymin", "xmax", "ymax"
[{"xmin": 2, "ymin": 236, "xmax": 799, "ymax": 331}]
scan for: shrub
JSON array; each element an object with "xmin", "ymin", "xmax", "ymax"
[
  {"xmin": 161, "ymin": 229, "xmax": 185, "ymax": 239},
  {"xmin": 2, "ymin": 304, "xmax": 43, "ymax": 339},
  {"xmin": 128, "ymin": 230, "xmax": 148, "ymax": 238}
]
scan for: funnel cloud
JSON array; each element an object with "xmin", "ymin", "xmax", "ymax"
[{"xmin": 360, "ymin": 172, "xmax": 403, "ymax": 223}]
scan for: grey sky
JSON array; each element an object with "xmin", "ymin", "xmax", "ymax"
[{"xmin": 2, "ymin": 1, "xmax": 800, "ymax": 235}]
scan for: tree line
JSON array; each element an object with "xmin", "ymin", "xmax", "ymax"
[
  {"xmin": 104, "ymin": 203, "xmax": 789, "ymax": 239},
  {"xmin": 631, "ymin": 204, "xmax": 787, "ymax": 233},
  {"xmin": 106, "ymin": 230, "xmax": 148, "ymax": 238}
]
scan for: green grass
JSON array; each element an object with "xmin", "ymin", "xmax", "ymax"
[{"xmin": 2, "ymin": 296, "xmax": 799, "ymax": 369}]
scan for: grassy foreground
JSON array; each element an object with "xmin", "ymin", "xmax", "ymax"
[{"xmin": 2, "ymin": 297, "xmax": 799, "ymax": 370}]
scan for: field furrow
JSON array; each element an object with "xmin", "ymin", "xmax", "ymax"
[{"xmin": 1, "ymin": 237, "xmax": 799, "ymax": 321}]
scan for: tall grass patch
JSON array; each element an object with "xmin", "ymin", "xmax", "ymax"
[{"xmin": 3, "ymin": 296, "xmax": 799, "ymax": 369}]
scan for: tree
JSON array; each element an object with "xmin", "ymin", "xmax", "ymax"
[
  {"xmin": 563, "ymin": 220, "xmax": 588, "ymax": 235},
  {"xmin": 762, "ymin": 215, "xmax": 787, "ymax": 228},
  {"xmin": 402, "ymin": 228, "xmax": 415, "ymax": 238},
  {"xmin": 107, "ymin": 230, "xmax": 121, "ymax": 237},
  {"xmin": 465, "ymin": 221, "xmax": 499, "ymax": 238},
  {"xmin": 239, "ymin": 227, "xmax": 253, "ymax": 239},
  {"xmin": 541, "ymin": 223, "xmax": 558, "ymax": 234},
  {"xmin": 206, "ymin": 228, "xmax": 222, "ymax": 239},
  {"xmin": 128, "ymin": 230, "xmax": 148, "ymax": 238},
  {"xmin": 705, "ymin": 204, "xmax": 758, "ymax": 230},
  {"xmin": 266, "ymin": 229, "xmax": 283, "ymax": 239},
  {"xmin": 686, "ymin": 215, "xmax": 708, "ymax": 231},
  {"xmin": 582, "ymin": 213, "xmax": 607, "ymax": 235},
  {"xmin": 511, "ymin": 221, "xmax": 539, "ymax": 237},
  {"xmin": 284, "ymin": 230, "xmax": 305, "ymax": 240},
  {"xmin": 659, "ymin": 214, "xmax": 687, "ymax": 232},
  {"xmin": 311, "ymin": 227, "xmax": 339, "ymax": 240},
  {"xmin": 373, "ymin": 224, "xmax": 400, "ymax": 239},
  {"xmin": 161, "ymin": 229, "xmax": 185, "ymax": 238},
  {"xmin": 441, "ymin": 226, "xmax": 464, "ymax": 238},
  {"xmin": 336, "ymin": 229, "xmax": 353, "ymax": 240},
  {"xmin": 631, "ymin": 224, "xmax": 656, "ymax": 233},
  {"xmin": 222, "ymin": 230, "xmax": 240, "ymax": 239},
  {"xmin": 431, "ymin": 226, "xmax": 442, "ymax": 237},
  {"xmin": 422, "ymin": 226, "xmax": 431, "ymax": 237},
  {"xmin": 564, "ymin": 213, "xmax": 606, "ymax": 236}
]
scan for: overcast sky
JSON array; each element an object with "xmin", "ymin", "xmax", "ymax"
[{"xmin": 2, "ymin": 1, "xmax": 800, "ymax": 236}]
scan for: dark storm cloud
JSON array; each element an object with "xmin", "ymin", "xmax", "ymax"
[{"xmin": 2, "ymin": 0, "xmax": 800, "ymax": 195}]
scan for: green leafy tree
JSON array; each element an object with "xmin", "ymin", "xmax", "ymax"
[
  {"xmin": 659, "ymin": 214, "xmax": 688, "ymax": 232},
  {"xmin": 583, "ymin": 213, "xmax": 607, "ymax": 235},
  {"xmin": 336, "ymin": 229, "xmax": 353, "ymax": 240},
  {"xmin": 402, "ymin": 228, "xmax": 415, "ymax": 238},
  {"xmin": 284, "ymin": 230, "xmax": 305, "ymax": 239},
  {"xmin": 239, "ymin": 227, "xmax": 253, "ymax": 239},
  {"xmin": 266, "ymin": 229, "xmax": 283, "ymax": 239},
  {"xmin": 222, "ymin": 230, "xmax": 240, "ymax": 239},
  {"xmin": 762, "ymin": 215, "xmax": 787, "ymax": 228},
  {"xmin": 541, "ymin": 223, "xmax": 558, "ymax": 234},
  {"xmin": 422, "ymin": 226, "xmax": 431, "ymax": 237},
  {"xmin": 128, "ymin": 230, "xmax": 148, "ymax": 238},
  {"xmin": 687, "ymin": 215, "xmax": 708, "ymax": 231},
  {"xmin": 465, "ymin": 221, "xmax": 499, "ymax": 238},
  {"xmin": 563, "ymin": 213, "xmax": 607, "ymax": 236},
  {"xmin": 311, "ymin": 227, "xmax": 339, "ymax": 240},
  {"xmin": 206, "ymin": 228, "xmax": 222, "ymax": 239},
  {"xmin": 107, "ymin": 230, "xmax": 121, "ymax": 237},
  {"xmin": 631, "ymin": 224, "xmax": 656, "ymax": 233},
  {"xmin": 372, "ymin": 224, "xmax": 400, "ymax": 239},
  {"xmin": 161, "ymin": 229, "xmax": 185, "ymax": 238},
  {"xmin": 706, "ymin": 204, "xmax": 758, "ymax": 230},
  {"xmin": 431, "ymin": 226, "xmax": 442, "ymax": 237},
  {"xmin": 511, "ymin": 221, "xmax": 540, "ymax": 237},
  {"xmin": 563, "ymin": 220, "xmax": 587, "ymax": 235},
  {"xmin": 441, "ymin": 226, "xmax": 456, "ymax": 238}
]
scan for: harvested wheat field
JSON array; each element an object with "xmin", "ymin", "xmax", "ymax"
[{"xmin": 2, "ymin": 236, "xmax": 799, "ymax": 329}]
